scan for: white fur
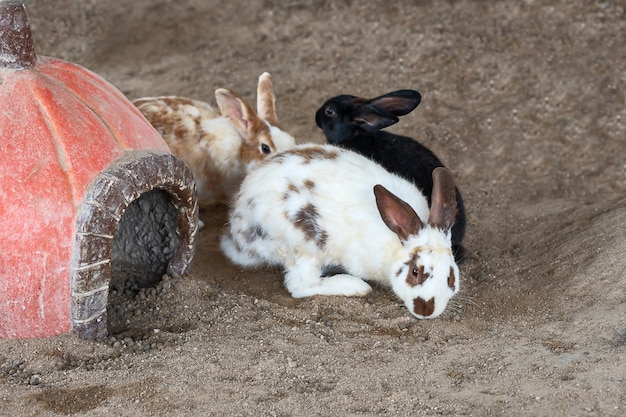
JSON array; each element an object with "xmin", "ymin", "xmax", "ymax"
[{"xmin": 220, "ymin": 143, "xmax": 460, "ymax": 319}]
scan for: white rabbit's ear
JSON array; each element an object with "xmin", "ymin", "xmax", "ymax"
[
  {"xmin": 215, "ymin": 88, "xmax": 260, "ymax": 138},
  {"xmin": 428, "ymin": 167, "xmax": 458, "ymax": 232},
  {"xmin": 257, "ymin": 72, "xmax": 278, "ymax": 126},
  {"xmin": 374, "ymin": 184, "xmax": 424, "ymax": 241}
]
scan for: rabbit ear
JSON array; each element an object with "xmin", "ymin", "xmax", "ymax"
[
  {"xmin": 257, "ymin": 72, "xmax": 279, "ymax": 126},
  {"xmin": 353, "ymin": 104, "xmax": 400, "ymax": 131},
  {"xmin": 374, "ymin": 184, "xmax": 425, "ymax": 242},
  {"xmin": 215, "ymin": 87, "xmax": 261, "ymax": 139},
  {"xmin": 428, "ymin": 167, "xmax": 458, "ymax": 232},
  {"xmin": 369, "ymin": 90, "xmax": 422, "ymax": 117}
]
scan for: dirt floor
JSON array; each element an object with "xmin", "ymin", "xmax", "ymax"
[{"xmin": 1, "ymin": 0, "xmax": 625, "ymax": 415}]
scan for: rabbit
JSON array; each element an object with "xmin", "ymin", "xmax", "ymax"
[
  {"xmin": 133, "ymin": 72, "xmax": 296, "ymax": 207},
  {"xmin": 220, "ymin": 143, "xmax": 460, "ymax": 319},
  {"xmin": 315, "ymin": 90, "xmax": 467, "ymax": 262}
]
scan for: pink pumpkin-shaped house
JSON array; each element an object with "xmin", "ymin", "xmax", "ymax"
[{"xmin": 0, "ymin": 0, "xmax": 198, "ymax": 339}]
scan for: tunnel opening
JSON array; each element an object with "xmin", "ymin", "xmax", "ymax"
[{"xmin": 107, "ymin": 190, "xmax": 180, "ymax": 335}]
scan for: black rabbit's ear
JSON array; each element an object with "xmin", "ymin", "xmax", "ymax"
[
  {"xmin": 369, "ymin": 90, "xmax": 422, "ymax": 117},
  {"xmin": 353, "ymin": 103, "xmax": 399, "ymax": 131}
]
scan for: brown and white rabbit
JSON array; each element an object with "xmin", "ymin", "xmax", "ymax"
[
  {"xmin": 220, "ymin": 144, "xmax": 460, "ymax": 319},
  {"xmin": 133, "ymin": 72, "xmax": 296, "ymax": 206}
]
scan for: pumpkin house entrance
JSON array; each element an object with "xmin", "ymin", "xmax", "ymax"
[{"xmin": 70, "ymin": 151, "xmax": 198, "ymax": 340}]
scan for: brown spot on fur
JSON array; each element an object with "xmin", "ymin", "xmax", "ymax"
[
  {"xmin": 291, "ymin": 204, "xmax": 328, "ymax": 249},
  {"xmin": 284, "ymin": 181, "xmax": 315, "ymax": 201},
  {"xmin": 395, "ymin": 266, "xmax": 404, "ymax": 277},
  {"xmin": 413, "ymin": 297, "xmax": 435, "ymax": 317},
  {"xmin": 135, "ymin": 97, "xmax": 207, "ymax": 145},
  {"xmin": 163, "ymin": 97, "xmax": 197, "ymax": 107},
  {"xmin": 406, "ymin": 263, "xmax": 429, "ymax": 287},
  {"xmin": 134, "ymin": 96, "xmax": 196, "ymax": 109},
  {"xmin": 282, "ymin": 147, "xmax": 340, "ymax": 163},
  {"xmin": 448, "ymin": 267, "xmax": 456, "ymax": 290},
  {"xmin": 244, "ymin": 225, "xmax": 269, "ymax": 243},
  {"xmin": 283, "ymin": 183, "xmax": 299, "ymax": 201},
  {"xmin": 409, "ymin": 246, "xmax": 423, "ymax": 259}
]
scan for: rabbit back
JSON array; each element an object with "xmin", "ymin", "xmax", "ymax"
[
  {"xmin": 134, "ymin": 96, "xmax": 245, "ymax": 206},
  {"xmin": 226, "ymin": 145, "xmax": 430, "ymax": 273}
]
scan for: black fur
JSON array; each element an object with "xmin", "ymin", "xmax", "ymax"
[{"xmin": 315, "ymin": 90, "xmax": 467, "ymax": 262}]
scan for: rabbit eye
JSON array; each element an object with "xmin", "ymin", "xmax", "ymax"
[
  {"xmin": 324, "ymin": 106, "xmax": 335, "ymax": 117},
  {"xmin": 261, "ymin": 144, "xmax": 271, "ymax": 154},
  {"xmin": 406, "ymin": 263, "xmax": 428, "ymax": 287}
]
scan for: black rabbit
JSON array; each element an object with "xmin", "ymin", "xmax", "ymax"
[{"xmin": 315, "ymin": 89, "xmax": 467, "ymax": 262}]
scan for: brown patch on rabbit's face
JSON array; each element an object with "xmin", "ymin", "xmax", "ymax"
[
  {"xmin": 239, "ymin": 120, "xmax": 276, "ymax": 164},
  {"xmin": 448, "ymin": 267, "xmax": 456, "ymax": 291},
  {"xmin": 413, "ymin": 297, "xmax": 435, "ymax": 317},
  {"xmin": 406, "ymin": 261, "xmax": 429, "ymax": 287}
]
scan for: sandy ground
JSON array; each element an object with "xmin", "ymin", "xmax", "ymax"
[{"xmin": 1, "ymin": 0, "xmax": 625, "ymax": 416}]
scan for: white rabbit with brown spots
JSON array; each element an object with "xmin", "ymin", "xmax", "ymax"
[
  {"xmin": 133, "ymin": 72, "xmax": 296, "ymax": 207},
  {"xmin": 220, "ymin": 144, "xmax": 460, "ymax": 319}
]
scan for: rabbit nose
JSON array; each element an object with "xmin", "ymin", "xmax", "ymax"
[{"xmin": 413, "ymin": 297, "xmax": 435, "ymax": 317}]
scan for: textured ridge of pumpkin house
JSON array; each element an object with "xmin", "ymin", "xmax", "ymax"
[{"xmin": 0, "ymin": 0, "xmax": 198, "ymax": 339}]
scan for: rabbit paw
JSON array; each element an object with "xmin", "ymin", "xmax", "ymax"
[{"xmin": 286, "ymin": 272, "xmax": 372, "ymax": 298}]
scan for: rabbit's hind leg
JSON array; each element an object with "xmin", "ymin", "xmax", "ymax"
[{"xmin": 284, "ymin": 258, "xmax": 372, "ymax": 298}]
